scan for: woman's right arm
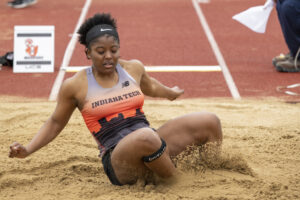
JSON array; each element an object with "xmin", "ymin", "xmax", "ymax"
[{"xmin": 9, "ymin": 79, "xmax": 77, "ymax": 158}]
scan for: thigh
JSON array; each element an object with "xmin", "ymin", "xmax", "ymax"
[{"xmin": 156, "ymin": 112, "xmax": 222, "ymax": 157}]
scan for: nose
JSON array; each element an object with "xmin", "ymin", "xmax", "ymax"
[{"xmin": 104, "ymin": 50, "xmax": 112, "ymax": 59}]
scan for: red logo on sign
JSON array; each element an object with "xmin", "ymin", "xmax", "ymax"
[{"xmin": 25, "ymin": 39, "xmax": 38, "ymax": 57}]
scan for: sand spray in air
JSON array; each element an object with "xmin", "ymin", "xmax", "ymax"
[{"xmin": 172, "ymin": 142, "xmax": 254, "ymax": 176}]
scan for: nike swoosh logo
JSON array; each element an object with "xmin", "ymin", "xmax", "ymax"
[{"xmin": 100, "ymin": 28, "xmax": 112, "ymax": 31}]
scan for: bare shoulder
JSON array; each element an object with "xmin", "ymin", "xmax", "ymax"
[
  {"xmin": 120, "ymin": 59, "xmax": 145, "ymax": 73},
  {"xmin": 119, "ymin": 59, "xmax": 145, "ymax": 83},
  {"xmin": 59, "ymin": 69, "xmax": 87, "ymax": 101},
  {"xmin": 62, "ymin": 70, "xmax": 84, "ymax": 88}
]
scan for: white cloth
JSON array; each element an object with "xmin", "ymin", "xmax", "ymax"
[{"xmin": 232, "ymin": 0, "xmax": 275, "ymax": 33}]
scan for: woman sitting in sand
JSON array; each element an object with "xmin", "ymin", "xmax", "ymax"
[{"xmin": 9, "ymin": 13, "xmax": 223, "ymax": 185}]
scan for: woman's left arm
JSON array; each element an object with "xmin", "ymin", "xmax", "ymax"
[{"xmin": 138, "ymin": 62, "xmax": 184, "ymax": 100}]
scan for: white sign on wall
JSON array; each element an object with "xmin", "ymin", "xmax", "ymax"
[{"xmin": 13, "ymin": 26, "xmax": 55, "ymax": 73}]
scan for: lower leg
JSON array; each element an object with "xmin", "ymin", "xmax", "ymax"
[{"xmin": 142, "ymin": 139, "xmax": 175, "ymax": 178}]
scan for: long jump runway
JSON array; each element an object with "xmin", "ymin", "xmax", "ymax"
[{"xmin": 0, "ymin": 0, "xmax": 299, "ymax": 100}]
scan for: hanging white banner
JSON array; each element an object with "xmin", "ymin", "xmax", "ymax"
[{"xmin": 232, "ymin": 0, "xmax": 275, "ymax": 34}]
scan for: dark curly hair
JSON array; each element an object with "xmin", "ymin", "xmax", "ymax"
[{"xmin": 77, "ymin": 13, "xmax": 118, "ymax": 47}]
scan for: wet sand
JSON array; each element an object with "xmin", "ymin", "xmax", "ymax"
[{"xmin": 0, "ymin": 97, "xmax": 299, "ymax": 200}]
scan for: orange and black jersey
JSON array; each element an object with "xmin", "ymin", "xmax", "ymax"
[{"xmin": 80, "ymin": 64, "xmax": 149, "ymax": 156}]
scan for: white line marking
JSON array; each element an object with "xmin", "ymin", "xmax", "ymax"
[
  {"xmin": 146, "ymin": 65, "xmax": 220, "ymax": 72},
  {"xmin": 48, "ymin": 0, "xmax": 92, "ymax": 101},
  {"xmin": 197, "ymin": 0, "xmax": 210, "ymax": 3},
  {"xmin": 63, "ymin": 65, "xmax": 222, "ymax": 72},
  {"xmin": 192, "ymin": 0, "xmax": 241, "ymax": 100},
  {"xmin": 277, "ymin": 83, "xmax": 300, "ymax": 96}
]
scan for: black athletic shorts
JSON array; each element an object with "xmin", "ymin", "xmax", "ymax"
[
  {"xmin": 101, "ymin": 122, "xmax": 157, "ymax": 186},
  {"xmin": 101, "ymin": 147, "xmax": 123, "ymax": 186}
]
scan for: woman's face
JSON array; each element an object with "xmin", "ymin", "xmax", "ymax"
[{"xmin": 87, "ymin": 35, "xmax": 120, "ymax": 74}]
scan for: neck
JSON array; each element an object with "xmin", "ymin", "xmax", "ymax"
[{"xmin": 92, "ymin": 65, "xmax": 119, "ymax": 88}]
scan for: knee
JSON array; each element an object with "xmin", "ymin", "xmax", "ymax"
[
  {"xmin": 205, "ymin": 112, "xmax": 222, "ymax": 142},
  {"xmin": 135, "ymin": 128, "xmax": 162, "ymax": 155},
  {"xmin": 196, "ymin": 112, "xmax": 223, "ymax": 142},
  {"xmin": 205, "ymin": 112, "xmax": 221, "ymax": 129}
]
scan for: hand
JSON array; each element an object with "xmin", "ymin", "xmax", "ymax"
[
  {"xmin": 9, "ymin": 142, "xmax": 30, "ymax": 158},
  {"xmin": 168, "ymin": 86, "xmax": 184, "ymax": 101}
]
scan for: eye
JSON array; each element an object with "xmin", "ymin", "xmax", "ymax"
[
  {"xmin": 111, "ymin": 48, "xmax": 118, "ymax": 54},
  {"xmin": 97, "ymin": 51, "xmax": 104, "ymax": 55}
]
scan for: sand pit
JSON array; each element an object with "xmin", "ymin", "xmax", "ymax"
[{"xmin": 0, "ymin": 97, "xmax": 299, "ymax": 200}]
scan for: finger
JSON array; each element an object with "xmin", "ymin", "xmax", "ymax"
[
  {"xmin": 9, "ymin": 149, "xmax": 16, "ymax": 158},
  {"xmin": 9, "ymin": 146, "xmax": 18, "ymax": 153},
  {"xmin": 9, "ymin": 143, "xmax": 21, "ymax": 158},
  {"xmin": 9, "ymin": 147, "xmax": 21, "ymax": 158},
  {"xmin": 10, "ymin": 142, "xmax": 20, "ymax": 149},
  {"xmin": 10, "ymin": 146, "xmax": 19, "ymax": 154}
]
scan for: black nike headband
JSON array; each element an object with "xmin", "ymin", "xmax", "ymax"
[{"xmin": 85, "ymin": 24, "xmax": 119, "ymax": 46}]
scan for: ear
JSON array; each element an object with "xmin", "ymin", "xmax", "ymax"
[{"xmin": 85, "ymin": 48, "xmax": 91, "ymax": 59}]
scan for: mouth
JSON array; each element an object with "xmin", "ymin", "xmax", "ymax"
[{"xmin": 103, "ymin": 62, "xmax": 114, "ymax": 69}]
